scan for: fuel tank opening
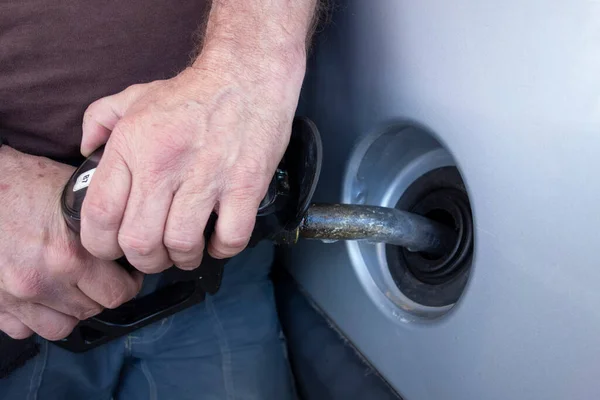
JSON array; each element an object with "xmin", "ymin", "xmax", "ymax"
[
  {"xmin": 386, "ymin": 167, "xmax": 474, "ymax": 307},
  {"xmin": 343, "ymin": 122, "xmax": 475, "ymax": 320}
]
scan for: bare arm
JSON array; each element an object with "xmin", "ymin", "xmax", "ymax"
[
  {"xmin": 0, "ymin": 145, "xmax": 141, "ymax": 340},
  {"xmin": 79, "ymin": 0, "xmax": 325, "ymax": 272},
  {"xmin": 0, "ymin": 0, "xmax": 325, "ymax": 340},
  {"xmin": 201, "ymin": 0, "xmax": 320, "ymax": 55}
]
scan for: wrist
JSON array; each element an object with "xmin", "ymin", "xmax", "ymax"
[
  {"xmin": 193, "ymin": 35, "xmax": 307, "ymax": 83},
  {"xmin": 201, "ymin": 0, "xmax": 316, "ymax": 54},
  {"xmin": 192, "ymin": 0, "xmax": 313, "ymax": 83}
]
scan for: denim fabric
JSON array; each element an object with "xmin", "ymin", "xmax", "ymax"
[{"xmin": 0, "ymin": 242, "xmax": 296, "ymax": 400}]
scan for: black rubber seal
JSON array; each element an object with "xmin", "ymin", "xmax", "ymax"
[
  {"xmin": 402, "ymin": 189, "xmax": 473, "ymax": 285},
  {"xmin": 386, "ymin": 167, "xmax": 474, "ymax": 307}
]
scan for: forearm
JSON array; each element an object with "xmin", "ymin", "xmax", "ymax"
[
  {"xmin": 0, "ymin": 144, "xmax": 69, "ymax": 209},
  {"xmin": 194, "ymin": 0, "xmax": 321, "ymax": 78}
]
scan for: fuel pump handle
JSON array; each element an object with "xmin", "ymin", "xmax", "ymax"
[{"xmin": 54, "ymin": 116, "xmax": 322, "ymax": 352}]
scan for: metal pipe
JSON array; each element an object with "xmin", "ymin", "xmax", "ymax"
[{"xmin": 299, "ymin": 203, "xmax": 458, "ymax": 257}]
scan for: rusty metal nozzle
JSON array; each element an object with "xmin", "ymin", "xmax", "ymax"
[{"xmin": 298, "ymin": 203, "xmax": 458, "ymax": 257}]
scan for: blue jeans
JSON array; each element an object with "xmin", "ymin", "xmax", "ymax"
[{"xmin": 0, "ymin": 242, "xmax": 297, "ymax": 400}]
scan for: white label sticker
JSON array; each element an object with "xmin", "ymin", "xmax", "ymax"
[{"xmin": 73, "ymin": 168, "xmax": 96, "ymax": 192}]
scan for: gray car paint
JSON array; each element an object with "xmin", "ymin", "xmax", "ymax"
[{"xmin": 287, "ymin": 1, "xmax": 600, "ymax": 399}]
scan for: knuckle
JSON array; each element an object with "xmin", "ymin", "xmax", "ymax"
[
  {"xmin": 5, "ymin": 326, "xmax": 32, "ymax": 340},
  {"xmin": 113, "ymin": 117, "xmax": 137, "ymax": 136},
  {"xmin": 109, "ymin": 121, "xmax": 139, "ymax": 153},
  {"xmin": 118, "ymin": 232, "xmax": 157, "ymax": 258},
  {"xmin": 140, "ymin": 143, "xmax": 188, "ymax": 176},
  {"xmin": 198, "ymin": 148, "xmax": 224, "ymax": 170},
  {"xmin": 170, "ymin": 249, "xmax": 203, "ymax": 270},
  {"xmin": 89, "ymin": 273, "xmax": 127, "ymax": 310},
  {"xmin": 124, "ymin": 276, "xmax": 143, "ymax": 297},
  {"xmin": 83, "ymin": 98, "xmax": 103, "ymax": 119},
  {"xmin": 226, "ymin": 176, "xmax": 267, "ymax": 204},
  {"xmin": 42, "ymin": 319, "xmax": 77, "ymax": 341},
  {"xmin": 131, "ymin": 274, "xmax": 144, "ymax": 293},
  {"xmin": 163, "ymin": 235, "xmax": 199, "ymax": 254},
  {"xmin": 100, "ymin": 274, "xmax": 141, "ymax": 309},
  {"xmin": 229, "ymin": 156, "xmax": 270, "ymax": 185},
  {"xmin": 240, "ymin": 157, "xmax": 269, "ymax": 178},
  {"xmin": 76, "ymin": 305, "xmax": 103, "ymax": 321},
  {"xmin": 105, "ymin": 297, "xmax": 124, "ymax": 310},
  {"xmin": 174, "ymin": 259, "xmax": 202, "ymax": 270},
  {"xmin": 104, "ymin": 287, "xmax": 129, "ymax": 310},
  {"xmin": 218, "ymin": 235, "xmax": 250, "ymax": 253},
  {"xmin": 82, "ymin": 197, "xmax": 122, "ymax": 232},
  {"xmin": 130, "ymin": 260, "xmax": 170, "ymax": 275},
  {"xmin": 0, "ymin": 314, "xmax": 31, "ymax": 339},
  {"xmin": 0, "ymin": 320, "xmax": 31, "ymax": 340}
]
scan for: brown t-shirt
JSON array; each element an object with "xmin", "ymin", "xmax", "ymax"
[{"xmin": 0, "ymin": 0, "xmax": 209, "ymax": 164}]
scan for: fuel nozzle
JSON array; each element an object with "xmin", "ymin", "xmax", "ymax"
[
  {"xmin": 296, "ymin": 203, "xmax": 458, "ymax": 258},
  {"xmin": 56, "ymin": 116, "xmax": 460, "ymax": 353}
]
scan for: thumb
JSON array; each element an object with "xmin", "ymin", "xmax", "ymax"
[{"xmin": 81, "ymin": 85, "xmax": 144, "ymax": 157}]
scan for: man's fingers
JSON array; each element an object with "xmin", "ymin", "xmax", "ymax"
[
  {"xmin": 12, "ymin": 303, "xmax": 78, "ymax": 341},
  {"xmin": 0, "ymin": 262, "xmax": 103, "ymax": 321},
  {"xmin": 77, "ymin": 260, "xmax": 143, "ymax": 309},
  {"xmin": 81, "ymin": 84, "xmax": 146, "ymax": 156},
  {"xmin": 38, "ymin": 288, "xmax": 104, "ymax": 322},
  {"xmin": 80, "ymin": 142, "xmax": 131, "ymax": 261},
  {"xmin": 164, "ymin": 186, "xmax": 216, "ymax": 270},
  {"xmin": 118, "ymin": 178, "xmax": 173, "ymax": 274},
  {"xmin": 81, "ymin": 98, "xmax": 118, "ymax": 157},
  {"xmin": 208, "ymin": 190, "xmax": 262, "ymax": 259},
  {"xmin": 0, "ymin": 312, "xmax": 33, "ymax": 340}
]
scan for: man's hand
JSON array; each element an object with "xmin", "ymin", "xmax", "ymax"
[
  {"xmin": 0, "ymin": 146, "xmax": 142, "ymax": 340},
  {"xmin": 79, "ymin": 0, "xmax": 318, "ymax": 274}
]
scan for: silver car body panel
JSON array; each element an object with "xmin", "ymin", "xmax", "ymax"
[{"xmin": 288, "ymin": 1, "xmax": 600, "ymax": 399}]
